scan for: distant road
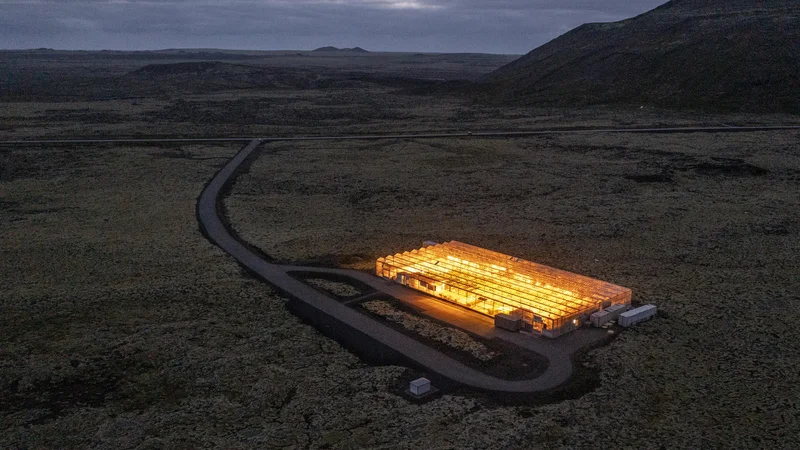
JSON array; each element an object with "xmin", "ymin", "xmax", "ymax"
[{"xmin": 2, "ymin": 125, "xmax": 799, "ymax": 146}]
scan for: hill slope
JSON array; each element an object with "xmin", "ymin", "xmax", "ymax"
[
  {"xmin": 485, "ymin": 0, "xmax": 800, "ymax": 112},
  {"xmin": 312, "ymin": 46, "xmax": 370, "ymax": 53}
]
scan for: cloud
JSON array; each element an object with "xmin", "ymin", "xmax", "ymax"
[{"xmin": 0, "ymin": 0, "xmax": 667, "ymax": 53}]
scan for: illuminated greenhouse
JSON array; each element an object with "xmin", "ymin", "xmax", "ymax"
[{"xmin": 376, "ymin": 241, "xmax": 632, "ymax": 338}]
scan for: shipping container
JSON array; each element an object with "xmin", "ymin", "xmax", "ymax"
[{"xmin": 619, "ymin": 304, "xmax": 657, "ymax": 327}]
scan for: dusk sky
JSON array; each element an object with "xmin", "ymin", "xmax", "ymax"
[{"xmin": 1, "ymin": 0, "xmax": 666, "ymax": 54}]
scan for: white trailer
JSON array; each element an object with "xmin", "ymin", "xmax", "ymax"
[{"xmin": 619, "ymin": 305, "xmax": 657, "ymax": 327}]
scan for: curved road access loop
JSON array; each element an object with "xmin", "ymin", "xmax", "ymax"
[
  {"xmin": 196, "ymin": 126, "xmax": 800, "ymax": 394},
  {"xmin": 197, "ymin": 140, "xmax": 578, "ymax": 393}
]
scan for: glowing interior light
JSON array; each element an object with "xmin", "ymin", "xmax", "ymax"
[{"xmin": 376, "ymin": 241, "xmax": 632, "ymax": 338}]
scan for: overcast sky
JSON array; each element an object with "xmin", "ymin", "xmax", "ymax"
[{"xmin": 1, "ymin": 0, "xmax": 666, "ymax": 54}]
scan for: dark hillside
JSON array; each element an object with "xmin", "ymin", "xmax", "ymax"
[
  {"xmin": 313, "ymin": 46, "xmax": 340, "ymax": 52},
  {"xmin": 312, "ymin": 46, "xmax": 369, "ymax": 53},
  {"xmin": 484, "ymin": 0, "xmax": 800, "ymax": 112}
]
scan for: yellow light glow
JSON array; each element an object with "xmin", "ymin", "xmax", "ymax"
[{"xmin": 377, "ymin": 241, "xmax": 632, "ymax": 337}]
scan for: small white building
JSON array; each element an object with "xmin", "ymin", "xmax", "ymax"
[{"xmin": 409, "ymin": 378, "xmax": 431, "ymax": 396}]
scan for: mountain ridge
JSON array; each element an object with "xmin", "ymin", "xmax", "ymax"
[
  {"xmin": 484, "ymin": 0, "xmax": 800, "ymax": 112},
  {"xmin": 312, "ymin": 46, "xmax": 369, "ymax": 53}
]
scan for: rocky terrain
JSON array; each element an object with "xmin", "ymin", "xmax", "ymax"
[
  {"xmin": 0, "ymin": 49, "xmax": 514, "ymax": 104},
  {"xmin": 3, "ymin": 127, "xmax": 799, "ymax": 449},
  {"xmin": 304, "ymin": 278, "xmax": 363, "ymax": 298},
  {"xmin": 225, "ymin": 131, "xmax": 800, "ymax": 447},
  {"xmin": 0, "ymin": 143, "xmax": 482, "ymax": 448},
  {"xmin": 484, "ymin": 0, "xmax": 800, "ymax": 112},
  {"xmin": 361, "ymin": 300, "xmax": 498, "ymax": 362},
  {"xmin": 4, "ymin": 48, "xmax": 797, "ymax": 143},
  {"xmin": 2, "ymin": 45, "xmax": 799, "ymax": 448}
]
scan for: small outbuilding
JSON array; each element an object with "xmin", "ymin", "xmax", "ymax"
[
  {"xmin": 409, "ymin": 378, "xmax": 431, "ymax": 396},
  {"xmin": 494, "ymin": 313, "xmax": 521, "ymax": 331}
]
